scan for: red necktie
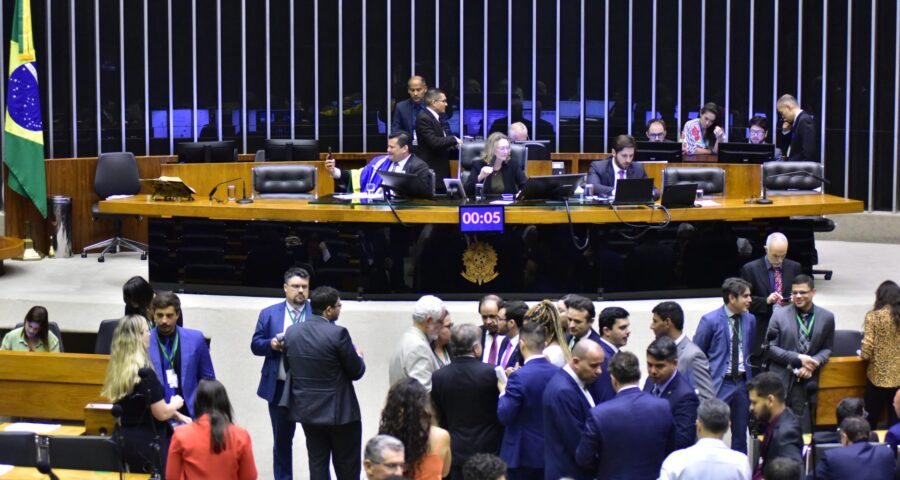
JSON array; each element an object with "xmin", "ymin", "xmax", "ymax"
[
  {"xmin": 773, "ymin": 267, "xmax": 783, "ymax": 297},
  {"xmin": 488, "ymin": 333, "xmax": 499, "ymax": 364}
]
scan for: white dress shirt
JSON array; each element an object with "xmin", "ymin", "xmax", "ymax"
[
  {"xmin": 658, "ymin": 437, "xmax": 752, "ymax": 480},
  {"xmin": 481, "ymin": 332, "xmax": 506, "ymax": 364}
]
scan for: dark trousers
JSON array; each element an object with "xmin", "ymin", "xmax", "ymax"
[
  {"xmin": 786, "ymin": 377, "xmax": 812, "ymax": 433},
  {"xmin": 864, "ymin": 380, "xmax": 900, "ymax": 430},
  {"xmin": 268, "ymin": 380, "xmax": 297, "ymax": 480},
  {"xmin": 507, "ymin": 467, "xmax": 544, "ymax": 480},
  {"xmin": 121, "ymin": 425, "xmax": 170, "ymax": 477},
  {"xmin": 720, "ymin": 377, "xmax": 750, "ymax": 453},
  {"xmin": 301, "ymin": 421, "xmax": 362, "ymax": 480}
]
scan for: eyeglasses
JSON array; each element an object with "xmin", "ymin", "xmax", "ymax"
[
  {"xmin": 790, "ymin": 290, "xmax": 811, "ymax": 296},
  {"xmin": 648, "ymin": 133, "xmax": 665, "ymax": 139},
  {"xmin": 377, "ymin": 462, "xmax": 405, "ymax": 470}
]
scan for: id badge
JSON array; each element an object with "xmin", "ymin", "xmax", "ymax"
[{"xmin": 166, "ymin": 369, "xmax": 179, "ymax": 389}]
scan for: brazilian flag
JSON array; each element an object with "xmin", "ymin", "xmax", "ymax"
[{"xmin": 3, "ymin": 0, "xmax": 46, "ymax": 218}]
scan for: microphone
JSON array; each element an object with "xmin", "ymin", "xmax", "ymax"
[
  {"xmin": 236, "ymin": 177, "xmax": 254, "ymax": 204},
  {"xmin": 789, "ymin": 357, "xmax": 804, "ymax": 369},
  {"xmin": 759, "ymin": 330, "xmax": 779, "ymax": 372},
  {"xmin": 110, "ymin": 404, "xmax": 123, "ymax": 418},
  {"xmin": 208, "ymin": 177, "xmax": 243, "ymax": 201},
  {"xmin": 757, "ymin": 170, "xmax": 830, "ymax": 205},
  {"xmin": 37, "ymin": 461, "xmax": 60, "ymax": 480},
  {"xmin": 138, "ymin": 367, "xmax": 152, "ymax": 379}
]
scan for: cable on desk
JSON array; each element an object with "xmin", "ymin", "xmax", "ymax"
[
  {"xmin": 563, "ymin": 198, "xmax": 590, "ymax": 251},
  {"xmin": 610, "ymin": 204, "xmax": 672, "ymax": 240}
]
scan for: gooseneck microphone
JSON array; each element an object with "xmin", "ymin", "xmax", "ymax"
[{"xmin": 208, "ymin": 177, "xmax": 243, "ymax": 201}]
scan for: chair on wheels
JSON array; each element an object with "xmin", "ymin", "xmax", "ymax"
[
  {"xmin": 252, "ymin": 164, "xmax": 318, "ymax": 199},
  {"xmin": 81, "ymin": 152, "xmax": 148, "ymax": 262}
]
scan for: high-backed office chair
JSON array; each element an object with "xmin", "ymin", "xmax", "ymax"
[
  {"xmin": 832, "ymin": 330, "xmax": 863, "ymax": 357},
  {"xmin": 252, "ymin": 164, "xmax": 318, "ymax": 199},
  {"xmin": 0, "ymin": 432, "xmax": 38, "ymax": 466},
  {"xmin": 13, "ymin": 321, "xmax": 65, "ymax": 352},
  {"xmin": 94, "ymin": 319, "xmax": 119, "ymax": 354},
  {"xmin": 176, "ymin": 140, "xmax": 238, "ymax": 163},
  {"xmin": 662, "ymin": 167, "xmax": 726, "ymax": 196},
  {"xmin": 763, "ymin": 161, "xmax": 834, "ymax": 279},
  {"xmin": 46, "ymin": 435, "xmax": 124, "ymax": 472},
  {"xmin": 458, "ymin": 142, "xmax": 528, "ymax": 185},
  {"xmin": 81, "ymin": 152, "xmax": 148, "ymax": 262},
  {"xmin": 256, "ymin": 139, "xmax": 320, "ymax": 162}
]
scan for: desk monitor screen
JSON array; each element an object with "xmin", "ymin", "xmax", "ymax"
[
  {"xmin": 518, "ymin": 174, "xmax": 585, "ymax": 201},
  {"xmin": 265, "ymin": 139, "xmax": 320, "ymax": 161},
  {"xmin": 634, "ymin": 141, "xmax": 683, "ymax": 163},
  {"xmin": 515, "ymin": 140, "xmax": 550, "ymax": 160},
  {"xmin": 717, "ymin": 142, "xmax": 775, "ymax": 164},
  {"xmin": 613, "ymin": 178, "xmax": 655, "ymax": 206},
  {"xmin": 380, "ymin": 171, "xmax": 434, "ymax": 199},
  {"xmin": 661, "ymin": 182, "xmax": 699, "ymax": 208},
  {"xmin": 177, "ymin": 141, "xmax": 237, "ymax": 163}
]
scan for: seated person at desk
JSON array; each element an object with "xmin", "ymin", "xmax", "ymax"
[
  {"xmin": 586, "ymin": 134, "xmax": 658, "ymax": 199},
  {"xmin": 681, "ymin": 102, "xmax": 726, "ymax": 155},
  {"xmin": 465, "ymin": 132, "xmax": 526, "ymax": 196},
  {"xmin": 1, "ymin": 306, "xmax": 60, "ymax": 352},
  {"xmin": 326, "ymin": 131, "xmax": 432, "ymax": 194},
  {"xmin": 747, "ymin": 115, "xmax": 783, "ymax": 160},
  {"xmin": 813, "ymin": 397, "xmax": 878, "ymax": 445},
  {"xmin": 646, "ymin": 117, "xmax": 668, "ymax": 142},
  {"xmin": 508, "ymin": 122, "xmax": 528, "ymax": 142}
]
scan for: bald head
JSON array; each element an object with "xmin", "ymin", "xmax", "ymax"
[
  {"xmin": 570, "ymin": 338, "xmax": 605, "ymax": 385},
  {"xmin": 776, "ymin": 94, "xmax": 801, "ymax": 123},
  {"xmin": 407, "ymin": 76, "xmax": 427, "ymax": 104},
  {"xmin": 765, "ymin": 232, "xmax": 789, "ymax": 268}
]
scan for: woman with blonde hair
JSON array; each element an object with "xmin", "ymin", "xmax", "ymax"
[
  {"xmin": 465, "ymin": 132, "xmax": 527, "ymax": 196},
  {"xmin": 101, "ymin": 315, "xmax": 188, "ymax": 475},
  {"xmin": 523, "ymin": 300, "xmax": 571, "ymax": 366}
]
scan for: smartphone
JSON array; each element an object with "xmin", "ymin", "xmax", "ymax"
[{"xmin": 276, "ymin": 333, "xmax": 285, "ymax": 342}]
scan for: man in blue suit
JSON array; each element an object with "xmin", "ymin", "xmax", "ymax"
[
  {"xmin": 148, "ymin": 291, "xmax": 215, "ymax": 418},
  {"xmin": 586, "ymin": 134, "xmax": 659, "ymax": 199},
  {"xmin": 693, "ymin": 277, "xmax": 757, "ymax": 453},
  {"xmin": 585, "ymin": 304, "xmax": 632, "ymax": 405},
  {"xmin": 644, "ymin": 336, "xmax": 699, "ymax": 450},
  {"xmin": 815, "ymin": 417, "xmax": 897, "ymax": 480},
  {"xmin": 576, "ymin": 350, "xmax": 675, "ymax": 479},
  {"xmin": 391, "ymin": 76, "xmax": 427, "ymax": 140},
  {"xmin": 542, "ymin": 339, "xmax": 605, "ymax": 480},
  {"xmin": 497, "ymin": 323, "xmax": 560, "ymax": 480},
  {"xmin": 250, "ymin": 267, "xmax": 312, "ymax": 480}
]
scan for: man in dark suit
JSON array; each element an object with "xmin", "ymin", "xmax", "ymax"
[
  {"xmin": 747, "ymin": 372, "xmax": 802, "ymax": 479},
  {"xmin": 740, "ymin": 232, "xmax": 803, "ymax": 359},
  {"xmin": 815, "ymin": 417, "xmax": 897, "ymax": 480},
  {"xmin": 593, "ymin": 305, "xmax": 632, "ymax": 405},
  {"xmin": 497, "ymin": 323, "xmax": 560, "ymax": 480},
  {"xmin": 416, "ymin": 88, "xmax": 462, "ymax": 192},
  {"xmin": 283, "ymin": 286, "xmax": 365, "ymax": 480},
  {"xmin": 644, "ymin": 336, "xmax": 700, "ymax": 450},
  {"xmin": 478, "ymin": 294, "xmax": 505, "ymax": 365},
  {"xmin": 250, "ymin": 267, "xmax": 312, "ymax": 480},
  {"xmin": 432, "ymin": 323, "xmax": 503, "ymax": 480},
  {"xmin": 391, "ymin": 75, "xmax": 427, "ymax": 140},
  {"xmin": 326, "ymin": 131, "xmax": 432, "ymax": 194},
  {"xmin": 542, "ymin": 339, "xmax": 605, "ymax": 480},
  {"xmin": 812, "ymin": 397, "xmax": 871, "ymax": 445},
  {"xmin": 650, "ymin": 301, "xmax": 716, "ymax": 401},
  {"xmin": 564, "ymin": 295, "xmax": 617, "ymax": 404},
  {"xmin": 776, "ymin": 94, "xmax": 818, "ymax": 162},
  {"xmin": 694, "ymin": 277, "xmax": 757, "ymax": 453},
  {"xmin": 576, "ymin": 351, "xmax": 675, "ymax": 479},
  {"xmin": 497, "ymin": 300, "xmax": 529, "ymax": 373},
  {"xmin": 586, "ymin": 134, "xmax": 658, "ymax": 199},
  {"xmin": 766, "ymin": 274, "xmax": 835, "ymax": 431}
]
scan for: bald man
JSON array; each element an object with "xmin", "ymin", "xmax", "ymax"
[
  {"xmin": 392, "ymin": 76, "xmax": 428, "ymax": 141},
  {"xmin": 776, "ymin": 94, "xmax": 818, "ymax": 162},
  {"xmin": 740, "ymin": 232, "xmax": 803, "ymax": 358}
]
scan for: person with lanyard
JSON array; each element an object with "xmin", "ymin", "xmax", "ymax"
[
  {"xmin": 147, "ymin": 292, "xmax": 215, "ymax": 420},
  {"xmin": 765, "ymin": 274, "xmax": 835, "ymax": 432},
  {"xmin": 251, "ymin": 267, "xmax": 313, "ymax": 480}
]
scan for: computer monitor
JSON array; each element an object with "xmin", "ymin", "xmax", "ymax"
[
  {"xmin": 264, "ymin": 139, "xmax": 320, "ymax": 161},
  {"xmin": 515, "ymin": 140, "xmax": 550, "ymax": 160},
  {"xmin": 176, "ymin": 141, "xmax": 237, "ymax": 163},
  {"xmin": 517, "ymin": 174, "xmax": 585, "ymax": 201},
  {"xmin": 634, "ymin": 141, "xmax": 683, "ymax": 162},
  {"xmin": 717, "ymin": 142, "xmax": 775, "ymax": 164},
  {"xmin": 379, "ymin": 170, "xmax": 434, "ymax": 200},
  {"xmin": 612, "ymin": 178, "xmax": 655, "ymax": 206}
]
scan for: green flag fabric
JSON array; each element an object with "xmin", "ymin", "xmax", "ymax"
[{"xmin": 4, "ymin": 0, "xmax": 46, "ymax": 218}]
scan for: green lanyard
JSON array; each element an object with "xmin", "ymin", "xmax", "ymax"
[
  {"xmin": 157, "ymin": 332, "xmax": 180, "ymax": 367},
  {"xmin": 796, "ymin": 308, "xmax": 816, "ymax": 339},
  {"xmin": 289, "ymin": 306, "xmax": 306, "ymax": 325}
]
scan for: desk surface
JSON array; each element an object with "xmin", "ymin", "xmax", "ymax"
[
  {"xmin": 0, "ymin": 468, "xmax": 148, "ymax": 480},
  {"xmin": 0, "ymin": 423, "xmax": 86, "ymax": 436},
  {"xmin": 100, "ymin": 193, "xmax": 864, "ymax": 224}
]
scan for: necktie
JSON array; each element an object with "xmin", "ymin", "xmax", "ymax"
[
  {"xmin": 652, "ymin": 384, "xmax": 663, "ymax": 397},
  {"xmin": 488, "ymin": 333, "xmax": 499, "ymax": 365},
  {"xmin": 773, "ymin": 267, "xmax": 783, "ymax": 298},
  {"xmin": 730, "ymin": 314, "xmax": 741, "ymax": 377},
  {"xmin": 617, "ymin": 170, "xmax": 626, "ymax": 180},
  {"xmin": 289, "ymin": 309, "xmax": 301, "ymax": 325},
  {"xmin": 500, "ymin": 342, "xmax": 513, "ymax": 368}
]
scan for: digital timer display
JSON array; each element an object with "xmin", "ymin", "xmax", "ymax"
[{"xmin": 459, "ymin": 205, "xmax": 505, "ymax": 233}]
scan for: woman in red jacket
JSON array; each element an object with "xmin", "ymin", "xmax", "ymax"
[{"xmin": 167, "ymin": 379, "xmax": 257, "ymax": 480}]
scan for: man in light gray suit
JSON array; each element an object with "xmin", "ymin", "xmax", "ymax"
[
  {"xmin": 766, "ymin": 274, "xmax": 834, "ymax": 431},
  {"xmin": 388, "ymin": 295, "xmax": 447, "ymax": 392},
  {"xmin": 650, "ymin": 301, "xmax": 716, "ymax": 401}
]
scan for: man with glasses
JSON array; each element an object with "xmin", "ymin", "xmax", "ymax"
[
  {"xmin": 765, "ymin": 274, "xmax": 835, "ymax": 432},
  {"xmin": 477, "ymin": 295, "xmax": 505, "ymax": 365},
  {"xmin": 646, "ymin": 118, "xmax": 668, "ymax": 142},
  {"xmin": 363, "ymin": 435, "xmax": 405, "ymax": 480},
  {"xmin": 747, "ymin": 115, "xmax": 783, "ymax": 160}
]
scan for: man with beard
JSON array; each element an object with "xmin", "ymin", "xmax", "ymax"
[
  {"xmin": 388, "ymin": 295, "xmax": 447, "ymax": 392},
  {"xmin": 747, "ymin": 372, "xmax": 802, "ymax": 479}
]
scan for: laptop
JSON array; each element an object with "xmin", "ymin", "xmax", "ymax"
[
  {"xmin": 612, "ymin": 178, "xmax": 655, "ymax": 206},
  {"xmin": 661, "ymin": 183, "xmax": 700, "ymax": 208}
]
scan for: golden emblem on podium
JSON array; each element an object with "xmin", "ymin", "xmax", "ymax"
[{"xmin": 461, "ymin": 241, "xmax": 499, "ymax": 285}]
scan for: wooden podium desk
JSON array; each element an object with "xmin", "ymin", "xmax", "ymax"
[{"xmin": 816, "ymin": 356, "xmax": 869, "ymax": 427}]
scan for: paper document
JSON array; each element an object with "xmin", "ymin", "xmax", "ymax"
[
  {"xmin": 696, "ymin": 199, "xmax": 721, "ymax": 207},
  {"xmin": 4, "ymin": 422, "xmax": 61, "ymax": 434}
]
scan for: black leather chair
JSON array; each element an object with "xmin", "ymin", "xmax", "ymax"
[
  {"xmin": 832, "ymin": 330, "xmax": 863, "ymax": 357},
  {"xmin": 255, "ymin": 139, "xmax": 320, "ymax": 162},
  {"xmin": 14, "ymin": 321, "xmax": 65, "ymax": 352},
  {"xmin": 94, "ymin": 319, "xmax": 119, "ymax": 354},
  {"xmin": 252, "ymin": 164, "xmax": 318, "ymax": 199},
  {"xmin": 81, "ymin": 152, "xmax": 148, "ymax": 262},
  {"xmin": 662, "ymin": 167, "xmax": 726, "ymax": 196},
  {"xmin": 0, "ymin": 432, "xmax": 38, "ymax": 466},
  {"xmin": 458, "ymin": 142, "xmax": 528, "ymax": 186},
  {"xmin": 763, "ymin": 161, "xmax": 833, "ymax": 279},
  {"xmin": 46, "ymin": 435, "xmax": 124, "ymax": 472}
]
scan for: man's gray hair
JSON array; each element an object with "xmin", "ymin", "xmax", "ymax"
[
  {"xmin": 412, "ymin": 295, "xmax": 445, "ymax": 325},
  {"xmin": 776, "ymin": 94, "xmax": 799, "ymax": 108},
  {"xmin": 424, "ymin": 88, "xmax": 445, "ymax": 106},
  {"xmin": 697, "ymin": 398, "xmax": 731, "ymax": 435},
  {"xmin": 450, "ymin": 323, "xmax": 481, "ymax": 357},
  {"xmin": 509, "ymin": 122, "xmax": 528, "ymax": 140},
  {"xmin": 364, "ymin": 434, "xmax": 404, "ymax": 464},
  {"xmin": 765, "ymin": 232, "xmax": 788, "ymax": 248}
]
